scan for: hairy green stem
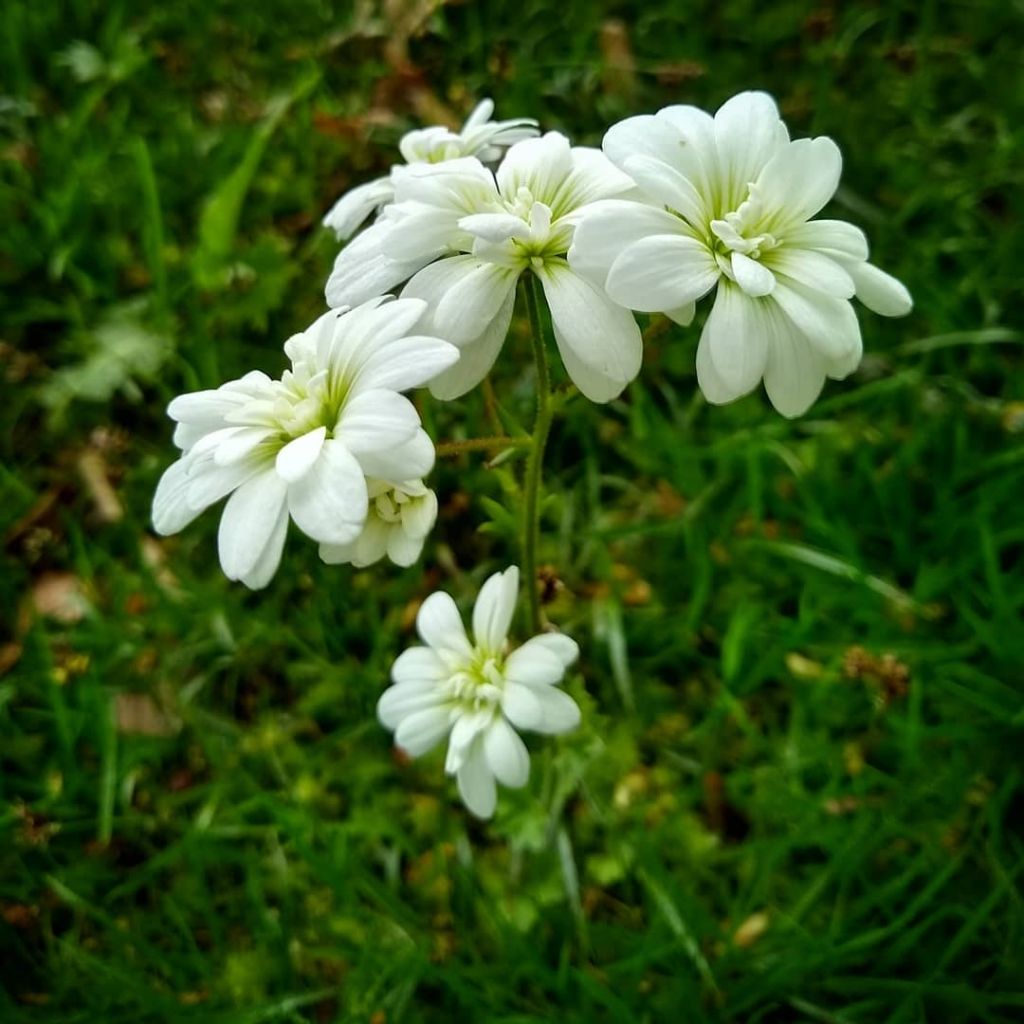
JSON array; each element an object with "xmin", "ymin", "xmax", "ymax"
[
  {"xmin": 435, "ymin": 436, "xmax": 529, "ymax": 457},
  {"xmin": 522, "ymin": 273, "xmax": 555, "ymax": 633}
]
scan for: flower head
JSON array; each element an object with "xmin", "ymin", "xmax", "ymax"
[
  {"xmin": 569, "ymin": 91, "xmax": 913, "ymax": 416},
  {"xmin": 327, "ymin": 132, "xmax": 644, "ymax": 403},
  {"xmin": 379, "ymin": 566, "xmax": 581, "ymax": 818},
  {"xmin": 151, "ymin": 297, "xmax": 458, "ymax": 588},
  {"xmin": 319, "ymin": 478, "xmax": 438, "ymax": 569},
  {"xmin": 323, "ymin": 99, "xmax": 538, "ymax": 240}
]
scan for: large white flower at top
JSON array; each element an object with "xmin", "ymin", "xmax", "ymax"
[
  {"xmin": 323, "ymin": 98, "xmax": 538, "ymax": 240},
  {"xmin": 151, "ymin": 298, "xmax": 458, "ymax": 588},
  {"xmin": 325, "ymin": 132, "xmax": 644, "ymax": 403},
  {"xmin": 378, "ymin": 566, "xmax": 581, "ymax": 819},
  {"xmin": 568, "ymin": 91, "xmax": 913, "ymax": 417}
]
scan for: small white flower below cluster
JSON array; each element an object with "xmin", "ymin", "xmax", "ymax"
[
  {"xmin": 322, "ymin": 99, "xmax": 538, "ymax": 240},
  {"xmin": 378, "ymin": 566, "xmax": 581, "ymax": 818},
  {"xmin": 151, "ymin": 297, "xmax": 458, "ymax": 588}
]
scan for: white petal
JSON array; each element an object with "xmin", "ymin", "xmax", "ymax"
[
  {"xmin": 463, "ymin": 98, "xmax": 495, "ymax": 129},
  {"xmin": 770, "ymin": 280, "xmax": 862, "ymax": 363},
  {"xmin": 753, "ymin": 137, "xmax": 842, "ymax": 231},
  {"xmin": 325, "ymin": 221, "xmax": 430, "ymax": 308},
  {"xmin": 401, "ymin": 490, "xmax": 438, "ymax": 539},
  {"xmin": 152, "ymin": 459, "xmax": 205, "ymax": 535},
  {"xmin": 403, "ymin": 254, "xmax": 519, "ymax": 348},
  {"xmin": 286, "ymin": 438, "xmax": 368, "ymax": 545},
  {"xmin": 472, "ymin": 566, "xmax": 519, "ymax": 654},
  {"xmin": 549, "ymin": 146, "xmax": 635, "ymax": 213},
  {"xmin": 761, "ymin": 301, "xmax": 828, "ymax": 417},
  {"xmin": 217, "ymin": 470, "xmax": 288, "ymax": 583},
  {"xmin": 847, "ymin": 261, "xmax": 913, "ymax": 317},
  {"xmin": 538, "ymin": 262, "xmax": 643, "ymax": 403},
  {"xmin": 426, "ymin": 284, "xmax": 517, "ymax": 401},
  {"xmin": 377, "ymin": 681, "xmax": 443, "ymax": 731},
  {"xmin": 655, "ymin": 104, "xmax": 719, "ymax": 201},
  {"xmin": 185, "ymin": 452, "xmax": 263, "ymax": 510},
  {"xmin": 603, "ymin": 114, "xmax": 684, "ymax": 173},
  {"xmin": 417, "ymin": 591, "xmax": 473, "ymax": 657},
  {"xmin": 335, "ymin": 390, "xmax": 419, "ymax": 454},
  {"xmin": 322, "ymin": 177, "xmax": 394, "ymax": 239},
  {"xmin": 392, "ymin": 646, "xmax": 447, "ymax": 684},
  {"xmin": 605, "ymin": 233, "xmax": 719, "ymax": 313},
  {"xmin": 703, "ymin": 282, "xmax": 770, "ymax": 398},
  {"xmin": 386, "ymin": 528, "xmax": 426, "ymax": 567},
  {"xmin": 713, "ymin": 91, "xmax": 786, "ymax": 209},
  {"xmin": 354, "ymin": 429, "xmax": 435, "ymax": 480},
  {"xmin": 695, "ymin": 322, "xmax": 740, "ymax": 406},
  {"xmin": 504, "ymin": 639, "xmax": 567, "ymax": 686},
  {"xmin": 324, "ymin": 297, "xmax": 428, "ymax": 366},
  {"xmin": 529, "ymin": 632, "xmax": 579, "ymax": 669},
  {"xmin": 237, "ymin": 498, "xmax": 289, "ymax": 590},
  {"xmin": 666, "ymin": 302, "xmax": 696, "ymax": 326},
  {"xmin": 768, "ymin": 249, "xmax": 855, "ymax": 299},
  {"xmin": 484, "ymin": 718, "xmax": 530, "ymax": 788},
  {"xmin": 275, "ymin": 426, "xmax": 327, "ymax": 483},
  {"xmin": 354, "ymin": 335, "xmax": 460, "ymax": 393},
  {"xmin": 731, "ymin": 252, "xmax": 776, "ymax": 298},
  {"xmin": 394, "ymin": 705, "xmax": 452, "ymax": 757},
  {"xmin": 167, "ymin": 387, "xmax": 249, "ymax": 427},
  {"xmin": 213, "ymin": 426, "xmax": 274, "ymax": 466},
  {"xmin": 502, "ymin": 682, "xmax": 581, "ymax": 735},
  {"xmin": 379, "ymin": 204, "xmax": 460, "ymax": 263},
  {"xmin": 391, "ymin": 157, "xmax": 497, "ymax": 208},
  {"xmin": 458, "ymin": 212, "xmax": 531, "ymax": 242},
  {"xmin": 448, "ymin": 708, "xmax": 492, "ymax": 758},
  {"xmin": 455, "ymin": 741, "xmax": 497, "ymax": 818},
  {"xmin": 568, "ymin": 199, "xmax": 688, "ymax": 287},
  {"xmin": 621, "ymin": 154, "xmax": 707, "ymax": 228},
  {"xmin": 496, "ymin": 132, "xmax": 573, "ymax": 207},
  {"xmin": 317, "ymin": 538, "xmax": 356, "ymax": 565},
  {"xmin": 349, "ymin": 517, "xmax": 389, "ymax": 567},
  {"xmin": 783, "ymin": 219, "xmax": 869, "ymax": 260}
]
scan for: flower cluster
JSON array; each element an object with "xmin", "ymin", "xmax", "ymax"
[{"xmin": 154, "ymin": 93, "xmax": 912, "ymax": 818}]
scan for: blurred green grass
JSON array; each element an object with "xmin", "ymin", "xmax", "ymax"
[{"xmin": 2, "ymin": 1, "xmax": 1023, "ymax": 1021}]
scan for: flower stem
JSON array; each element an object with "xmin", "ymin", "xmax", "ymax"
[{"xmin": 522, "ymin": 272, "xmax": 554, "ymax": 633}]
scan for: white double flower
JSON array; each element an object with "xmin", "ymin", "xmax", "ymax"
[
  {"xmin": 322, "ymin": 99, "xmax": 538, "ymax": 240},
  {"xmin": 326, "ymin": 132, "xmax": 645, "ymax": 403},
  {"xmin": 569, "ymin": 91, "xmax": 913, "ymax": 416},
  {"xmin": 379, "ymin": 567, "xmax": 581, "ymax": 818},
  {"xmin": 152, "ymin": 298, "xmax": 457, "ymax": 587}
]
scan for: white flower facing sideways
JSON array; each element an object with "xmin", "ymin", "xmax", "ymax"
[
  {"xmin": 322, "ymin": 99, "xmax": 539, "ymax": 240},
  {"xmin": 319, "ymin": 477, "xmax": 438, "ymax": 569},
  {"xmin": 569, "ymin": 91, "xmax": 913, "ymax": 417},
  {"xmin": 326, "ymin": 131, "xmax": 645, "ymax": 403},
  {"xmin": 378, "ymin": 566, "xmax": 581, "ymax": 819},
  {"xmin": 151, "ymin": 297, "xmax": 458, "ymax": 588}
]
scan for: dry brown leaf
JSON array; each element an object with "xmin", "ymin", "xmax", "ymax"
[
  {"xmin": 115, "ymin": 692, "xmax": 181, "ymax": 737},
  {"xmin": 31, "ymin": 573, "xmax": 89, "ymax": 623}
]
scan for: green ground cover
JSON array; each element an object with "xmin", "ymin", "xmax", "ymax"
[{"xmin": 2, "ymin": 1, "xmax": 1023, "ymax": 1020}]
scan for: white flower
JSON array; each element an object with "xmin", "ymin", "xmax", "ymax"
[
  {"xmin": 568, "ymin": 91, "xmax": 913, "ymax": 417},
  {"xmin": 151, "ymin": 297, "xmax": 458, "ymax": 588},
  {"xmin": 319, "ymin": 478, "xmax": 438, "ymax": 568},
  {"xmin": 322, "ymin": 99, "xmax": 538, "ymax": 240},
  {"xmin": 326, "ymin": 132, "xmax": 644, "ymax": 403},
  {"xmin": 378, "ymin": 566, "xmax": 581, "ymax": 819}
]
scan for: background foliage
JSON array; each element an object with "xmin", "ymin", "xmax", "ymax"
[{"xmin": 2, "ymin": 1, "xmax": 1023, "ymax": 1020}]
